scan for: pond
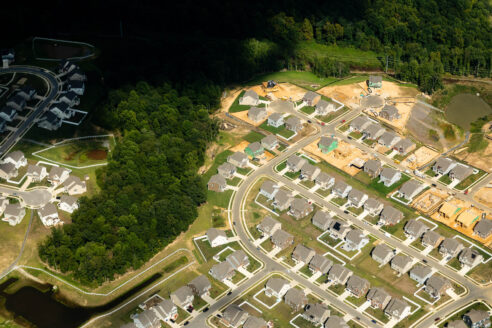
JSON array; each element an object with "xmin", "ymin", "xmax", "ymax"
[
  {"xmin": 445, "ymin": 93, "xmax": 492, "ymax": 129},
  {"xmin": 0, "ymin": 272, "xmax": 162, "ymax": 328}
]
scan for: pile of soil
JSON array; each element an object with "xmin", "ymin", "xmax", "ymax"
[{"xmin": 87, "ymin": 149, "xmax": 107, "ymax": 160}]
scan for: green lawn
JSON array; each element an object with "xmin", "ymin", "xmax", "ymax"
[
  {"xmin": 284, "ymin": 171, "xmax": 301, "ymax": 180},
  {"xmin": 275, "ymin": 161, "xmax": 287, "ymax": 172},
  {"xmin": 316, "ymin": 106, "xmax": 350, "ymax": 123},
  {"xmin": 348, "ymin": 206, "xmax": 364, "ymax": 215},
  {"xmin": 192, "ymin": 296, "xmax": 208, "ymax": 310},
  {"xmin": 292, "ymin": 316, "xmax": 318, "ymax": 328},
  {"xmin": 365, "ymin": 307, "xmax": 389, "ymax": 323},
  {"xmin": 363, "ymin": 138, "xmax": 377, "ymax": 146},
  {"xmin": 455, "ymin": 170, "xmax": 487, "ymax": 190},
  {"xmin": 227, "ymin": 177, "xmax": 242, "ymax": 186},
  {"xmin": 300, "ymin": 179, "xmax": 316, "ymax": 189},
  {"xmin": 231, "ymin": 271, "xmax": 246, "ymax": 284},
  {"xmin": 438, "ymin": 174, "xmax": 452, "ymax": 185},
  {"xmin": 243, "ymin": 131, "xmax": 266, "ymax": 143},
  {"xmin": 349, "ymin": 131, "xmax": 363, "ymax": 139},
  {"xmin": 34, "ymin": 139, "xmax": 111, "ymax": 167},
  {"xmin": 332, "ymin": 197, "xmax": 348, "ymax": 206},
  {"xmin": 328, "ymin": 284, "xmax": 346, "ymax": 295},
  {"xmin": 368, "ymin": 174, "xmax": 410, "ymax": 195},
  {"xmin": 300, "ymin": 106, "xmax": 315, "ymax": 115},
  {"xmin": 299, "ymin": 265, "xmax": 313, "ymax": 277},
  {"xmin": 246, "ymin": 70, "xmax": 339, "ymax": 91},
  {"xmin": 255, "ymin": 290, "xmax": 279, "ymax": 307},
  {"xmin": 346, "ymin": 295, "xmax": 367, "ymax": 307},
  {"xmin": 237, "ymin": 167, "xmax": 252, "ymax": 175},
  {"xmin": 278, "ymin": 128, "xmax": 296, "ymax": 139},
  {"xmin": 229, "ymin": 91, "xmax": 249, "ymax": 113},
  {"xmin": 447, "ymin": 258, "xmax": 462, "ymax": 271},
  {"xmin": 425, "ymin": 168, "xmax": 437, "ymax": 177}
]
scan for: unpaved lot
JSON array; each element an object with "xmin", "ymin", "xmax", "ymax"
[
  {"xmin": 454, "ymin": 139, "xmax": 492, "ymax": 172},
  {"xmin": 317, "ymin": 83, "xmax": 366, "ymax": 108},
  {"xmin": 304, "ymin": 139, "xmax": 371, "ymax": 176},
  {"xmin": 401, "ymin": 146, "xmax": 440, "ymax": 170},
  {"xmin": 474, "ymin": 187, "xmax": 492, "ymax": 208},
  {"xmin": 249, "ymin": 83, "xmax": 307, "ymax": 101},
  {"xmin": 231, "ymin": 109, "xmax": 270, "ymax": 127},
  {"xmin": 220, "ymin": 88, "xmax": 243, "ymax": 112},
  {"xmin": 411, "ymin": 188, "xmax": 447, "ymax": 214}
]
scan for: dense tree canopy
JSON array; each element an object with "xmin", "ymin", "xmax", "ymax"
[{"xmin": 38, "ymin": 82, "xmax": 220, "ymax": 283}]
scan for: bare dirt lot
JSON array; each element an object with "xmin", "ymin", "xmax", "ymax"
[
  {"xmin": 454, "ymin": 140, "xmax": 492, "ymax": 172},
  {"xmin": 220, "ymin": 88, "xmax": 242, "ymax": 112},
  {"xmin": 401, "ymin": 146, "xmax": 440, "ymax": 170},
  {"xmin": 411, "ymin": 188, "xmax": 447, "ymax": 214},
  {"xmin": 317, "ymin": 83, "xmax": 367, "ymax": 108},
  {"xmin": 474, "ymin": 187, "xmax": 492, "ymax": 208},
  {"xmin": 231, "ymin": 109, "xmax": 269, "ymax": 127},
  {"xmin": 249, "ymin": 83, "xmax": 307, "ymax": 101},
  {"xmin": 304, "ymin": 139, "xmax": 371, "ymax": 176}
]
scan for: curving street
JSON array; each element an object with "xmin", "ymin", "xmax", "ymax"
[
  {"xmin": 0, "ymin": 65, "xmax": 61, "ymax": 156},
  {"xmin": 188, "ymin": 104, "xmax": 492, "ymax": 328}
]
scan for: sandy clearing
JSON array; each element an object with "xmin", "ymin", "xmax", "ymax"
[
  {"xmin": 474, "ymin": 187, "xmax": 492, "ymax": 208},
  {"xmin": 454, "ymin": 139, "xmax": 492, "ymax": 172},
  {"xmin": 221, "ymin": 87, "xmax": 243, "ymax": 112},
  {"xmin": 303, "ymin": 139, "xmax": 371, "ymax": 176},
  {"xmin": 249, "ymin": 83, "xmax": 307, "ymax": 101},
  {"xmin": 401, "ymin": 146, "xmax": 440, "ymax": 170}
]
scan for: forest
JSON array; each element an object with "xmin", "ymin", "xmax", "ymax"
[{"xmin": 38, "ymin": 82, "xmax": 220, "ymax": 283}]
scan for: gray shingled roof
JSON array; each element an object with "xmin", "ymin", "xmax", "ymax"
[
  {"xmin": 265, "ymin": 277, "xmax": 290, "ymax": 293},
  {"xmin": 284, "ymin": 287, "xmax": 307, "ymax": 307},
  {"xmin": 410, "ymin": 265, "xmax": 433, "ymax": 280},
  {"xmin": 364, "ymin": 159, "xmax": 382, "ymax": 174},
  {"xmin": 422, "ymin": 230, "xmax": 442, "ymax": 247},
  {"xmin": 303, "ymin": 91, "xmax": 320, "ymax": 102},
  {"xmin": 258, "ymin": 216, "xmax": 280, "ymax": 234},
  {"xmin": 474, "ymin": 219, "xmax": 492, "ymax": 238},
  {"xmin": 380, "ymin": 167, "xmax": 400, "ymax": 181}
]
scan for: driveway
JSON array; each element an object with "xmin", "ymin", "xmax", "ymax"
[{"xmin": 0, "ymin": 186, "xmax": 52, "ymax": 208}]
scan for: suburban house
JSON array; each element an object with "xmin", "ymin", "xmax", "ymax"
[
  {"xmin": 265, "ymin": 277, "xmax": 290, "ymax": 299},
  {"xmin": 271, "ymin": 229, "xmax": 294, "ymax": 250},
  {"xmin": 433, "ymin": 158, "xmax": 457, "ymax": 175},
  {"xmin": 226, "ymin": 250, "xmax": 250, "ymax": 270},
  {"xmin": 16, "ymin": 86, "xmax": 37, "ymax": 101},
  {"xmin": 286, "ymin": 155, "xmax": 307, "ymax": 172},
  {"xmin": 0, "ymin": 107, "xmax": 17, "ymax": 122},
  {"xmin": 425, "ymin": 275, "xmax": 452, "ymax": 299},
  {"xmin": 309, "ymin": 254, "xmax": 333, "ymax": 274},
  {"xmin": 379, "ymin": 105, "xmax": 401, "ymax": 121},
  {"xmin": 390, "ymin": 254, "xmax": 413, "ymax": 275},
  {"xmin": 456, "ymin": 210, "xmax": 481, "ymax": 229},
  {"xmin": 261, "ymin": 134, "xmax": 278, "ymax": 150},
  {"xmin": 37, "ymin": 203, "xmax": 60, "ymax": 227},
  {"xmin": 247, "ymin": 106, "xmax": 267, "ymax": 122},
  {"xmin": 284, "ymin": 287, "xmax": 308, "ymax": 311},
  {"xmin": 364, "ymin": 159, "xmax": 382, "ymax": 177},
  {"xmin": 397, "ymin": 180, "xmax": 424, "ymax": 201},
  {"xmin": 300, "ymin": 163, "xmax": 321, "ymax": 181},
  {"xmin": 474, "ymin": 219, "xmax": 492, "ymax": 239},
  {"xmin": 209, "ymin": 261, "xmax": 235, "ymax": 281},
  {"xmin": 257, "ymin": 216, "xmax": 281, "ymax": 236},
  {"xmin": 363, "ymin": 123, "xmax": 386, "ymax": 140},
  {"xmin": 364, "ymin": 198, "xmax": 384, "ymax": 216},
  {"xmin": 208, "ymin": 174, "xmax": 227, "ymax": 192},
  {"xmin": 26, "ymin": 165, "xmax": 48, "ymax": 182},
  {"xmin": 3, "ymin": 203, "xmax": 26, "ymax": 226},
  {"xmin": 315, "ymin": 172, "xmax": 335, "ymax": 190},
  {"xmin": 285, "ymin": 116, "xmax": 302, "ymax": 132},
  {"xmin": 312, "ymin": 211, "xmax": 333, "ymax": 231},
  {"xmin": 68, "ymin": 80, "xmax": 85, "ymax": 95},
  {"xmin": 0, "ymin": 163, "xmax": 17, "ymax": 180},
  {"xmin": 48, "ymin": 166, "xmax": 70, "ymax": 185},
  {"xmin": 379, "ymin": 206, "xmax": 404, "ymax": 226},
  {"xmin": 347, "ymin": 189, "xmax": 368, "ymax": 208},
  {"xmin": 63, "ymin": 175, "xmax": 87, "ymax": 195},
  {"xmin": 438, "ymin": 202, "xmax": 460, "ymax": 220},
  {"xmin": 346, "ymin": 275, "xmax": 370, "ymax": 298},
  {"xmin": 227, "ymin": 151, "xmax": 249, "ymax": 168},
  {"xmin": 371, "ymin": 244, "xmax": 394, "ymax": 265},
  {"xmin": 344, "ymin": 230, "xmax": 369, "ymax": 251},
  {"xmin": 4, "ymin": 151, "xmax": 27, "ymax": 169},
  {"xmin": 152, "ymin": 298, "xmax": 178, "ymax": 322},
  {"xmin": 367, "ymin": 287, "xmax": 392, "ymax": 310},
  {"xmin": 318, "ymin": 136, "xmax": 338, "ymax": 154},
  {"xmin": 439, "ymin": 238, "xmax": 464, "ymax": 258},
  {"xmin": 59, "ymin": 91, "xmax": 80, "ymax": 107},
  {"xmin": 378, "ymin": 131, "xmax": 401, "ymax": 148},
  {"xmin": 302, "ymin": 303, "xmax": 330, "ymax": 326},
  {"xmin": 58, "ymin": 195, "xmax": 79, "ymax": 214},
  {"xmin": 58, "ymin": 59, "xmax": 77, "ymax": 73},
  {"xmin": 328, "ymin": 264, "xmax": 353, "ymax": 285},
  {"xmin": 324, "ymin": 316, "xmax": 349, "ymax": 328},
  {"xmin": 315, "ymin": 99, "xmax": 335, "ymax": 115},
  {"xmin": 393, "ymin": 138, "xmax": 416, "ymax": 155},
  {"xmin": 446, "ymin": 320, "xmax": 468, "ymax": 328},
  {"xmin": 6, "ymin": 94, "xmax": 26, "ymax": 111},
  {"xmin": 332, "ymin": 180, "xmax": 352, "ymax": 198},
  {"xmin": 409, "ymin": 265, "xmax": 433, "ymax": 285},
  {"xmin": 0, "ymin": 49, "xmax": 15, "ymax": 64},
  {"xmin": 221, "ymin": 304, "xmax": 249, "ymax": 328},
  {"xmin": 449, "ymin": 165, "xmax": 474, "ymax": 181},
  {"xmin": 421, "ymin": 230, "xmax": 444, "ymax": 249},
  {"xmin": 244, "ymin": 142, "xmax": 264, "ymax": 158},
  {"xmin": 217, "ymin": 162, "xmax": 236, "ymax": 179},
  {"xmin": 206, "ymin": 228, "xmax": 228, "ymax": 247},
  {"xmin": 259, "ymin": 180, "xmax": 279, "ymax": 200},
  {"xmin": 302, "ymin": 91, "xmax": 321, "ymax": 106},
  {"xmin": 131, "ymin": 308, "xmax": 160, "ymax": 328},
  {"xmin": 267, "ymin": 112, "xmax": 284, "ymax": 128},
  {"xmin": 289, "ymin": 198, "xmax": 314, "ymax": 220},
  {"xmin": 292, "ymin": 244, "xmax": 316, "ymax": 264},
  {"xmin": 463, "ymin": 309, "xmax": 491, "ymax": 328},
  {"xmin": 50, "ymin": 102, "xmax": 74, "ymax": 120},
  {"xmin": 239, "ymin": 90, "xmax": 260, "ymax": 106},
  {"xmin": 368, "ymin": 75, "xmax": 382, "ymax": 88},
  {"xmin": 379, "ymin": 167, "xmax": 402, "ymax": 187},
  {"xmin": 349, "ymin": 116, "xmax": 371, "ymax": 132},
  {"xmin": 272, "ymin": 189, "xmax": 293, "ymax": 211},
  {"xmin": 243, "ymin": 316, "xmax": 268, "ymax": 328},
  {"xmin": 384, "ymin": 298, "xmax": 411, "ymax": 321},
  {"xmin": 459, "ymin": 248, "xmax": 484, "ymax": 268},
  {"xmin": 404, "ymin": 219, "xmax": 429, "ymax": 239},
  {"xmin": 38, "ymin": 112, "xmax": 62, "ymax": 131},
  {"xmin": 67, "ymin": 68, "xmax": 87, "ymax": 81},
  {"xmin": 329, "ymin": 219, "xmax": 351, "ymax": 239}
]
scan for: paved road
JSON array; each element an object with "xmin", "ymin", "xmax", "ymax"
[
  {"xmin": 0, "ymin": 66, "xmax": 60, "ymax": 156},
  {"xmin": 0, "ymin": 185, "xmax": 52, "ymax": 208}
]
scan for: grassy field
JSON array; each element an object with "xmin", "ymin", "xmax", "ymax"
[
  {"xmin": 246, "ymin": 71, "xmax": 338, "ymax": 91},
  {"xmin": 34, "ymin": 139, "xmax": 111, "ymax": 167},
  {"xmin": 300, "ymin": 106, "xmax": 315, "ymax": 115}
]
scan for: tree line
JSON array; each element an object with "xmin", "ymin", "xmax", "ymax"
[{"xmin": 38, "ymin": 82, "xmax": 220, "ymax": 283}]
